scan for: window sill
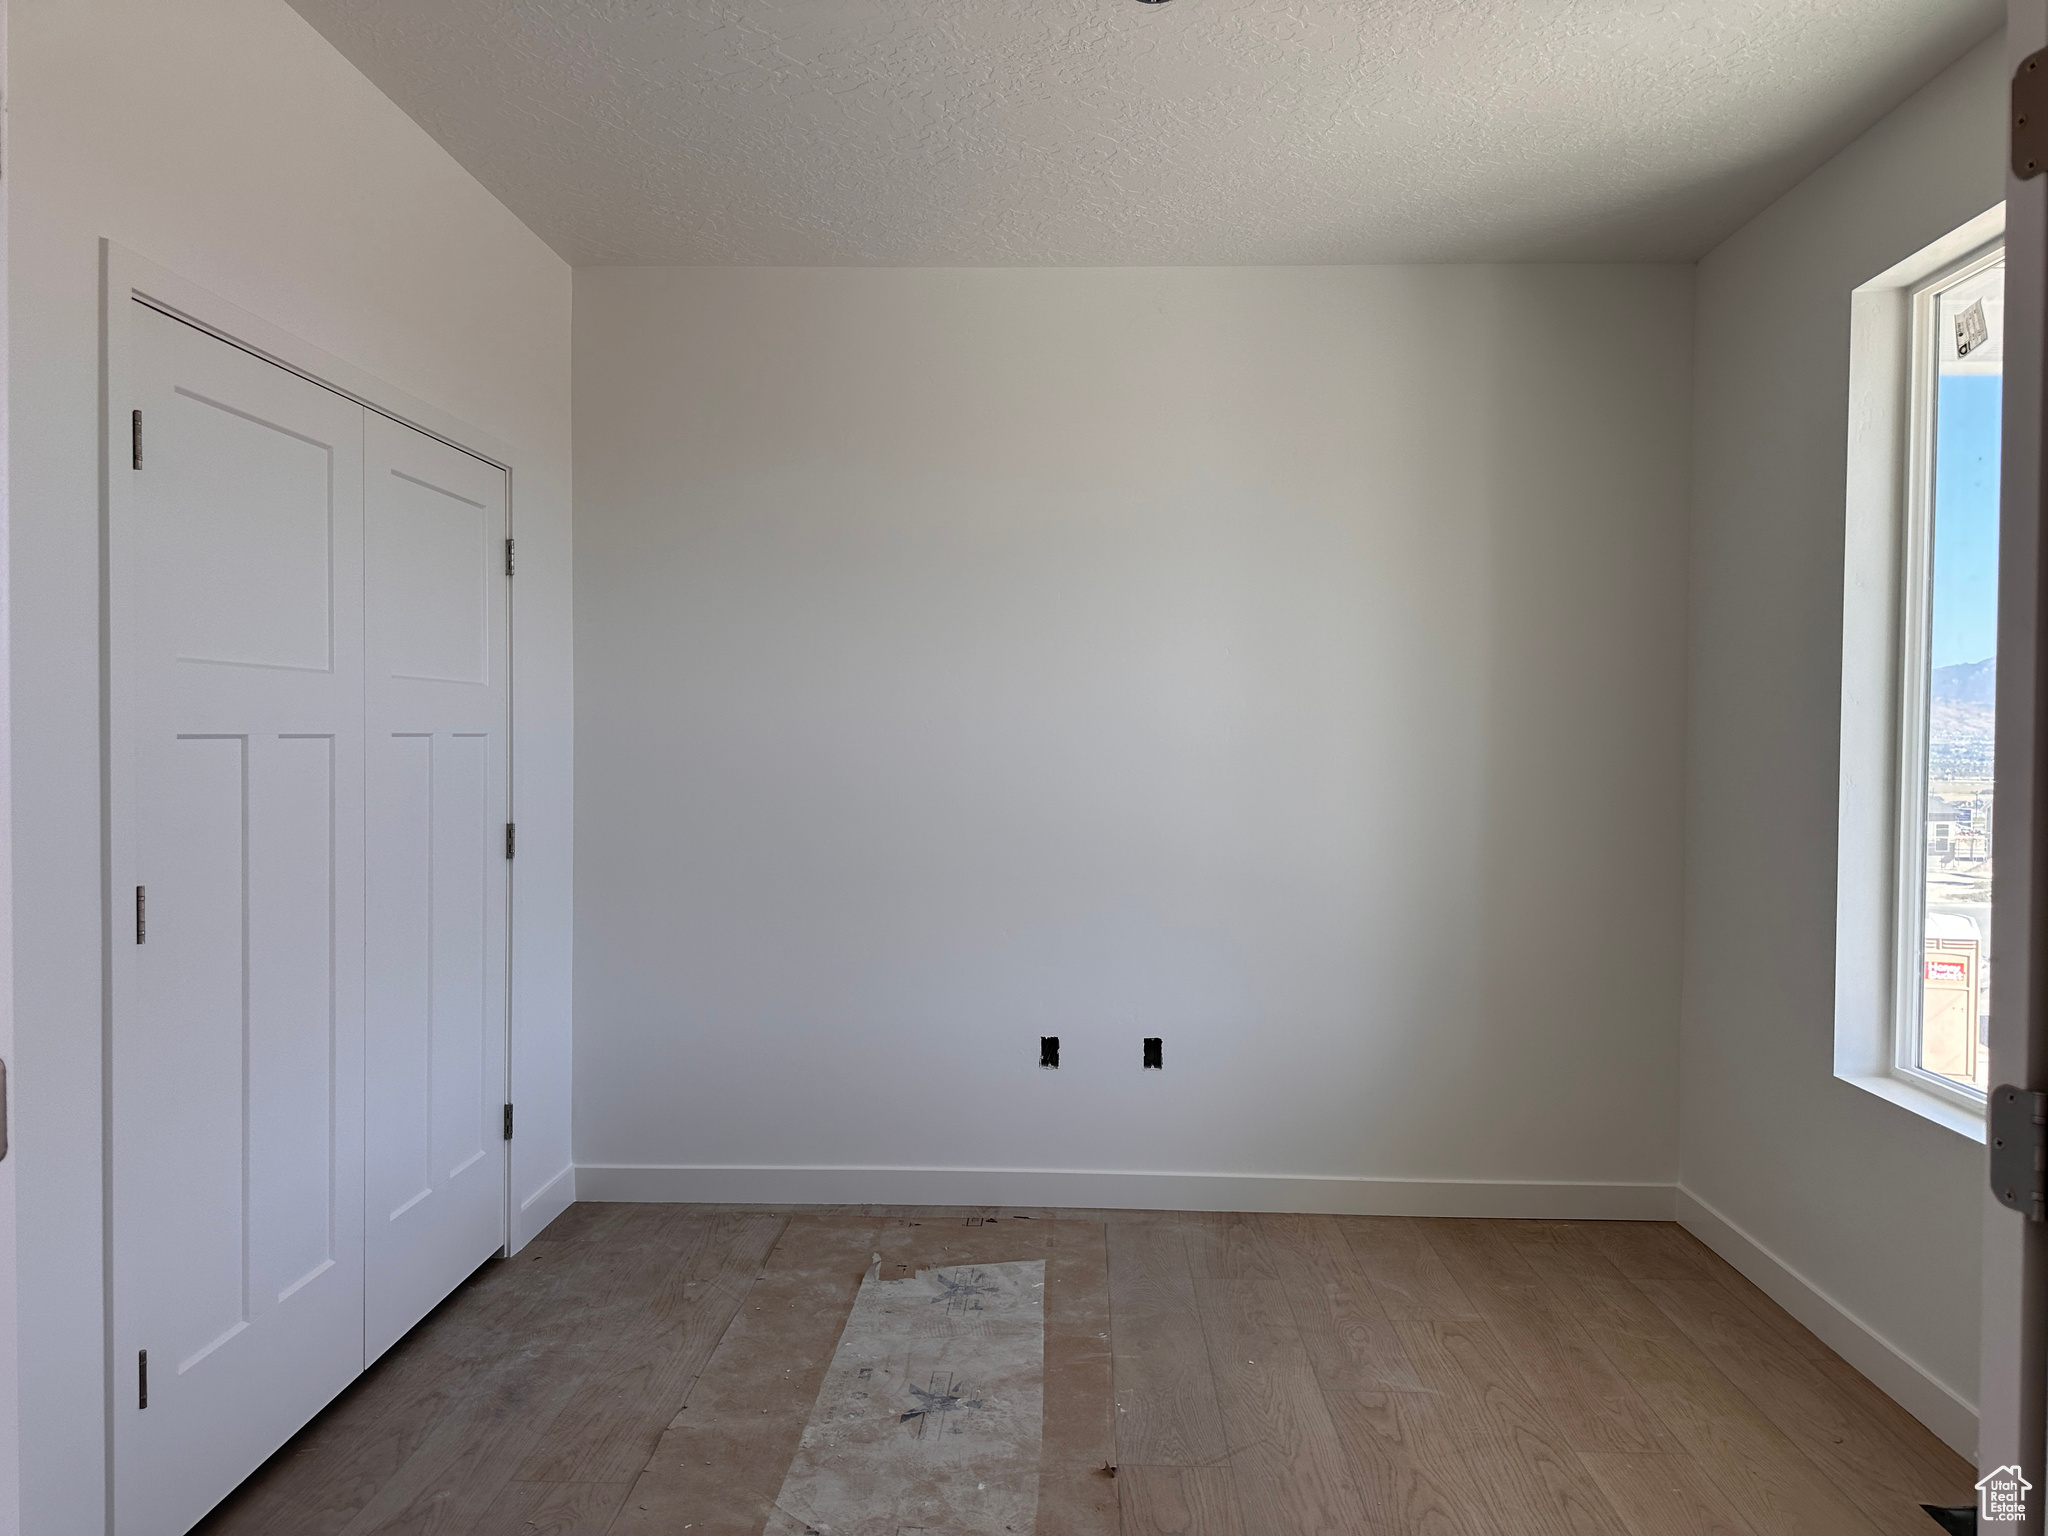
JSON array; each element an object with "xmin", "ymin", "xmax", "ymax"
[{"xmin": 1839, "ymin": 1071, "xmax": 1987, "ymax": 1143}]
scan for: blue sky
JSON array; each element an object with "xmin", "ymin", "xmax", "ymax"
[{"xmin": 1932, "ymin": 372, "xmax": 2002, "ymax": 669}]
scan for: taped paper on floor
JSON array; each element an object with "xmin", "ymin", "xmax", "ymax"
[{"xmin": 767, "ymin": 1258, "xmax": 1045, "ymax": 1535}]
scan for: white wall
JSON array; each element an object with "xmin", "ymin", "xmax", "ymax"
[
  {"xmin": 9, "ymin": 2, "xmax": 574, "ymax": 1530},
  {"xmin": 1681, "ymin": 33, "xmax": 2006, "ymax": 1445},
  {"xmin": 573, "ymin": 264, "xmax": 1692, "ymax": 1210}
]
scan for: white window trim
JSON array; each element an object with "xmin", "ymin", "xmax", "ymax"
[
  {"xmin": 1888, "ymin": 239, "xmax": 2002, "ymax": 1115},
  {"xmin": 1835, "ymin": 204, "xmax": 2004, "ymax": 1142}
]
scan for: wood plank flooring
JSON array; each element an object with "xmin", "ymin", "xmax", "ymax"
[{"xmin": 192, "ymin": 1206, "xmax": 1974, "ymax": 1536}]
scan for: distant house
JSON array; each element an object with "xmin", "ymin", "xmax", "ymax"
[
  {"xmin": 1929, "ymin": 794, "xmax": 1993, "ymax": 860},
  {"xmin": 1929, "ymin": 796, "xmax": 1964, "ymax": 858}
]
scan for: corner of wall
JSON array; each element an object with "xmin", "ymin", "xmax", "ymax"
[{"xmin": 1676, "ymin": 1186, "xmax": 1977, "ymax": 1457}]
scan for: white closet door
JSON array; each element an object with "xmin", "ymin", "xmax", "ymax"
[
  {"xmin": 363, "ymin": 413, "xmax": 510, "ymax": 1360},
  {"xmin": 109, "ymin": 306, "xmax": 368, "ymax": 1536}
]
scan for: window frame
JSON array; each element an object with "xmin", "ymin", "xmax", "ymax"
[
  {"xmin": 1835, "ymin": 203, "xmax": 2003, "ymax": 1142},
  {"xmin": 1887, "ymin": 237, "xmax": 2004, "ymax": 1113}
]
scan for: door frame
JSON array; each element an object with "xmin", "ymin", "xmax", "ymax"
[
  {"xmin": 0, "ymin": 2, "xmax": 18, "ymax": 1531},
  {"xmin": 98, "ymin": 238, "xmax": 521, "ymax": 1490},
  {"xmin": 1984, "ymin": 2, "xmax": 2047, "ymax": 1530}
]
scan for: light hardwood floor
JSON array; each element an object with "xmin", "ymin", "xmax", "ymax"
[{"xmin": 192, "ymin": 1204, "xmax": 1974, "ymax": 1536}]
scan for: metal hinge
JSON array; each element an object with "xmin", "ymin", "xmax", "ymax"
[
  {"xmin": 505, "ymin": 823, "xmax": 515, "ymax": 860},
  {"xmin": 132, "ymin": 410, "xmax": 143, "ymax": 470},
  {"xmin": 505, "ymin": 538, "xmax": 515, "ymax": 577},
  {"xmin": 2018, "ymin": 49, "xmax": 2048, "ymax": 178},
  {"xmin": 1991, "ymin": 1084, "xmax": 2047, "ymax": 1220},
  {"xmin": 138, "ymin": 1350, "xmax": 148, "ymax": 1410},
  {"xmin": 135, "ymin": 886, "xmax": 146, "ymax": 944},
  {"xmin": 502, "ymin": 1103, "xmax": 514, "ymax": 1141}
]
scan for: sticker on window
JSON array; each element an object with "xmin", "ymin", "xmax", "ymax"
[{"xmin": 1956, "ymin": 298, "xmax": 1990, "ymax": 358}]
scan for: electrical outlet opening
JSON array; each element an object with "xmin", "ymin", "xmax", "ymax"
[
  {"xmin": 1143, "ymin": 1037, "xmax": 1162, "ymax": 1070},
  {"xmin": 1040, "ymin": 1036, "xmax": 1059, "ymax": 1070}
]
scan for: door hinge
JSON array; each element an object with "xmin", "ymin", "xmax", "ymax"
[
  {"xmin": 131, "ymin": 409, "xmax": 143, "ymax": 470},
  {"xmin": 135, "ymin": 885, "xmax": 146, "ymax": 944},
  {"xmin": 505, "ymin": 823, "xmax": 515, "ymax": 860},
  {"xmin": 2018, "ymin": 49, "xmax": 2048, "ymax": 178},
  {"xmin": 505, "ymin": 537, "xmax": 515, "ymax": 577},
  {"xmin": 138, "ymin": 1350, "xmax": 148, "ymax": 1410},
  {"xmin": 502, "ymin": 1103, "xmax": 514, "ymax": 1141},
  {"xmin": 1991, "ymin": 1084, "xmax": 2047, "ymax": 1220}
]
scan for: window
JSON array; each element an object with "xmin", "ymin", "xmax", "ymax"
[
  {"xmin": 1894, "ymin": 241, "xmax": 2001, "ymax": 1104},
  {"xmin": 1837, "ymin": 205, "xmax": 2003, "ymax": 1136}
]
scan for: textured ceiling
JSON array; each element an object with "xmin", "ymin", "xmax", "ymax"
[{"xmin": 286, "ymin": 0, "xmax": 2003, "ymax": 265}]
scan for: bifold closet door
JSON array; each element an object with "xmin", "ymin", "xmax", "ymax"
[
  {"xmin": 362, "ymin": 413, "xmax": 511, "ymax": 1361},
  {"xmin": 110, "ymin": 303, "xmax": 512, "ymax": 1533},
  {"xmin": 109, "ymin": 305, "xmax": 369, "ymax": 1536}
]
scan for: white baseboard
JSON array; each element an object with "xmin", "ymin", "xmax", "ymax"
[
  {"xmin": 573, "ymin": 1163, "xmax": 1678, "ymax": 1220},
  {"xmin": 1675, "ymin": 1185, "xmax": 1977, "ymax": 1460},
  {"xmin": 511, "ymin": 1161, "xmax": 577, "ymax": 1252}
]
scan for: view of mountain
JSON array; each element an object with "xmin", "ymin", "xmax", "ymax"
[
  {"xmin": 1931, "ymin": 657, "xmax": 1995, "ymax": 772},
  {"xmin": 1933, "ymin": 656, "xmax": 1996, "ymax": 706}
]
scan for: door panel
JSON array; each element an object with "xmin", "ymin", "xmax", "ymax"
[
  {"xmin": 153, "ymin": 734, "xmax": 250, "ymax": 1370},
  {"xmin": 429, "ymin": 731, "xmax": 492, "ymax": 1180},
  {"xmin": 111, "ymin": 306, "xmax": 367, "ymax": 1536},
  {"xmin": 363, "ymin": 414, "xmax": 509, "ymax": 1362},
  {"xmin": 382, "ymin": 469, "xmax": 492, "ymax": 685},
  {"xmin": 246, "ymin": 734, "xmax": 342, "ymax": 1311},
  {"xmin": 373, "ymin": 734, "xmax": 435, "ymax": 1220},
  {"xmin": 164, "ymin": 391, "xmax": 336, "ymax": 673}
]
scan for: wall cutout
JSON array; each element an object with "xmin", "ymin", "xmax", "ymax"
[
  {"xmin": 1039, "ymin": 1037, "xmax": 1059, "ymax": 1070},
  {"xmin": 1142, "ymin": 1038, "xmax": 1162, "ymax": 1071}
]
